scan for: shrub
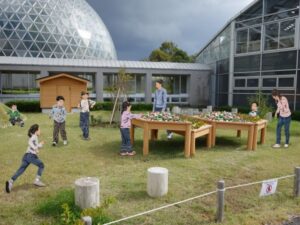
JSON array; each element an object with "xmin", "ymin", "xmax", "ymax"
[
  {"xmin": 5, "ymin": 100, "xmax": 41, "ymax": 112},
  {"xmin": 292, "ymin": 111, "xmax": 300, "ymax": 121},
  {"xmin": 247, "ymin": 91, "xmax": 273, "ymax": 117}
]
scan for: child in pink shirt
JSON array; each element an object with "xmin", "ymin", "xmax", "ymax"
[
  {"xmin": 272, "ymin": 89, "xmax": 291, "ymax": 149},
  {"xmin": 120, "ymin": 101, "xmax": 141, "ymax": 156}
]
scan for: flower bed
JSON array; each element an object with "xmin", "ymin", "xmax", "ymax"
[
  {"xmin": 142, "ymin": 112, "xmax": 206, "ymax": 129},
  {"xmin": 198, "ymin": 111, "xmax": 261, "ymax": 123}
]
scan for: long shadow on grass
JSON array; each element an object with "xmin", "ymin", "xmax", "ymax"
[
  {"xmin": 91, "ymin": 135, "xmax": 244, "ymax": 162},
  {"xmin": 11, "ymin": 183, "xmax": 36, "ymax": 192}
]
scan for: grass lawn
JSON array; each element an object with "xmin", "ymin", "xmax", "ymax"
[{"xmin": 0, "ymin": 111, "xmax": 300, "ymax": 225}]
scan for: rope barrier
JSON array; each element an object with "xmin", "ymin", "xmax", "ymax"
[
  {"xmin": 103, "ymin": 174, "xmax": 296, "ymax": 225},
  {"xmin": 103, "ymin": 190, "xmax": 217, "ymax": 225},
  {"xmin": 225, "ymin": 174, "xmax": 295, "ymax": 191}
]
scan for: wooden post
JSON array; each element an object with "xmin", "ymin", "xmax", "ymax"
[
  {"xmin": 75, "ymin": 177, "xmax": 100, "ymax": 209},
  {"xmin": 295, "ymin": 167, "xmax": 300, "ymax": 197},
  {"xmin": 216, "ymin": 180, "xmax": 225, "ymax": 223},
  {"xmin": 82, "ymin": 216, "xmax": 92, "ymax": 225}
]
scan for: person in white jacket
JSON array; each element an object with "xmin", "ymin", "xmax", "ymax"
[{"xmin": 5, "ymin": 124, "xmax": 46, "ymax": 193}]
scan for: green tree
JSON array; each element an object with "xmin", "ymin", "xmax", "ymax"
[
  {"xmin": 149, "ymin": 49, "xmax": 170, "ymax": 62},
  {"xmin": 148, "ymin": 41, "xmax": 194, "ymax": 63}
]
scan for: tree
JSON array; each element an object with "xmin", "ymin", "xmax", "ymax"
[
  {"xmin": 148, "ymin": 41, "xmax": 194, "ymax": 63},
  {"xmin": 149, "ymin": 49, "xmax": 170, "ymax": 62}
]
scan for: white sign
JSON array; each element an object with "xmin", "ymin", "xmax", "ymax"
[{"xmin": 259, "ymin": 179, "xmax": 278, "ymax": 197}]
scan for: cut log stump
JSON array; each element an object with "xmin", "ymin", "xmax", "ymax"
[
  {"xmin": 75, "ymin": 177, "xmax": 100, "ymax": 209},
  {"xmin": 147, "ymin": 167, "xmax": 168, "ymax": 198}
]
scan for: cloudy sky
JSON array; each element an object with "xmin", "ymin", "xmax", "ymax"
[{"xmin": 87, "ymin": 0, "xmax": 253, "ymax": 60}]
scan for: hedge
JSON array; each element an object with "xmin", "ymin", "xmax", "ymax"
[
  {"xmin": 4, "ymin": 100, "xmax": 300, "ymax": 122},
  {"xmin": 4, "ymin": 100, "xmax": 153, "ymax": 112},
  {"xmin": 5, "ymin": 100, "xmax": 41, "ymax": 112}
]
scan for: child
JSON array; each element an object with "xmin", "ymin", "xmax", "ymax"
[
  {"xmin": 272, "ymin": 89, "xmax": 291, "ymax": 149},
  {"xmin": 8, "ymin": 104, "xmax": 24, "ymax": 127},
  {"xmin": 50, "ymin": 96, "xmax": 68, "ymax": 146},
  {"xmin": 120, "ymin": 101, "xmax": 141, "ymax": 156},
  {"xmin": 5, "ymin": 124, "xmax": 46, "ymax": 193},
  {"xmin": 78, "ymin": 91, "xmax": 96, "ymax": 140},
  {"xmin": 249, "ymin": 102, "xmax": 260, "ymax": 117}
]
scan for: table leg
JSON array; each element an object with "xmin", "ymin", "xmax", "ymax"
[
  {"xmin": 130, "ymin": 125, "xmax": 135, "ymax": 145},
  {"xmin": 212, "ymin": 123, "xmax": 216, "ymax": 147},
  {"xmin": 207, "ymin": 128, "xmax": 212, "ymax": 148},
  {"xmin": 184, "ymin": 125, "xmax": 191, "ymax": 158},
  {"xmin": 252, "ymin": 125, "xmax": 258, "ymax": 151},
  {"xmin": 260, "ymin": 126, "xmax": 266, "ymax": 144},
  {"xmin": 237, "ymin": 130, "xmax": 241, "ymax": 138},
  {"xmin": 191, "ymin": 132, "xmax": 196, "ymax": 156},
  {"xmin": 143, "ymin": 124, "xmax": 149, "ymax": 156},
  {"xmin": 247, "ymin": 125, "xmax": 254, "ymax": 150}
]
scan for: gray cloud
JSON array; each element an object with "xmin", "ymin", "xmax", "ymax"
[{"xmin": 87, "ymin": 0, "xmax": 253, "ymax": 60}]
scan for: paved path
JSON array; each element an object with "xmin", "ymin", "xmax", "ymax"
[{"xmin": 283, "ymin": 217, "xmax": 300, "ymax": 225}]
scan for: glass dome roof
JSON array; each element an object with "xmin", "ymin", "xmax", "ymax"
[{"xmin": 0, "ymin": 0, "xmax": 117, "ymax": 60}]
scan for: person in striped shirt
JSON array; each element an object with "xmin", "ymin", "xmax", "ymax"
[
  {"xmin": 272, "ymin": 89, "xmax": 292, "ymax": 149},
  {"xmin": 5, "ymin": 124, "xmax": 46, "ymax": 193}
]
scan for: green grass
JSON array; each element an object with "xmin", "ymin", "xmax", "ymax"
[{"xmin": 0, "ymin": 112, "xmax": 300, "ymax": 225}]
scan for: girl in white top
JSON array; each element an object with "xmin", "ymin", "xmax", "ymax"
[
  {"xmin": 78, "ymin": 91, "xmax": 96, "ymax": 140},
  {"xmin": 6, "ymin": 124, "xmax": 46, "ymax": 193}
]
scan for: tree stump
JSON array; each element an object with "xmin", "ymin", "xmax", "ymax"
[
  {"xmin": 75, "ymin": 177, "xmax": 100, "ymax": 209},
  {"xmin": 147, "ymin": 167, "xmax": 168, "ymax": 198}
]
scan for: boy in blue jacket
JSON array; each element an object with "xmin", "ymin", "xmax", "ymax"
[{"xmin": 50, "ymin": 96, "xmax": 68, "ymax": 146}]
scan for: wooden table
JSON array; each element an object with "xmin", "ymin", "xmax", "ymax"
[
  {"xmin": 195, "ymin": 118, "xmax": 268, "ymax": 150},
  {"xmin": 171, "ymin": 125, "xmax": 213, "ymax": 156},
  {"xmin": 130, "ymin": 118, "xmax": 192, "ymax": 157}
]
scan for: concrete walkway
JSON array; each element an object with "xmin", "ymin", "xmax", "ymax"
[{"xmin": 283, "ymin": 217, "xmax": 300, "ymax": 225}]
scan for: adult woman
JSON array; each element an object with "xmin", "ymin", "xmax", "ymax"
[{"xmin": 272, "ymin": 89, "xmax": 291, "ymax": 148}]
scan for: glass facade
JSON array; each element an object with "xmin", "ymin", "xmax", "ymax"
[
  {"xmin": 103, "ymin": 73, "xmax": 146, "ymax": 102},
  {"xmin": 152, "ymin": 75, "xmax": 189, "ymax": 104},
  {"xmin": 0, "ymin": 0, "xmax": 117, "ymax": 59},
  {"xmin": 0, "ymin": 71, "xmax": 41, "ymax": 94},
  {"xmin": 196, "ymin": 0, "xmax": 300, "ymax": 110}
]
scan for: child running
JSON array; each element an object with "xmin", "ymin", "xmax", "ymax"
[
  {"xmin": 120, "ymin": 101, "xmax": 141, "ymax": 156},
  {"xmin": 5, "ymin": 124, "xmax": 46, "ymax": 193},
  {"xmin": 78, "ymin": 91, "xmax": 96, "ymax": 140},
  {"xmin": 50, "ymin": 96, "xmax": 68, "ymax": 146}
]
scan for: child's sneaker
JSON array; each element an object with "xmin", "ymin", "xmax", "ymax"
[
  {"xmin": 63, "ymin": 140, "xmax": 68, "ymax": 145},
  {"xmin": 119, "ymin": 152, "xmax": 128, "ymax": 156},
  {"xmin": 272, "ymin": 144, "xmax": 281, "ymax": 148},
  {"xmin": 34, "ymin": 180, "xmax": 46, "ymax": 187},
  {"xmin": 284, "ymin": 144, "xmax": 289, "ymax": 148},
  {"xmin": 5, "ymin": 179, "xmax": 13, "ymax": 193},
  {"xmin": 127, "ymin": 151, "xmax": 136, "ymax": 156},
  {"xmin": 52, "ymin": 142, "xmax": 57, "ymax": 147}
]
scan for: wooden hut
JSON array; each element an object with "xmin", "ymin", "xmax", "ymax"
[{"xmin": 37, "ymin": 73, "xmax": 88, "ymax": 112}]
